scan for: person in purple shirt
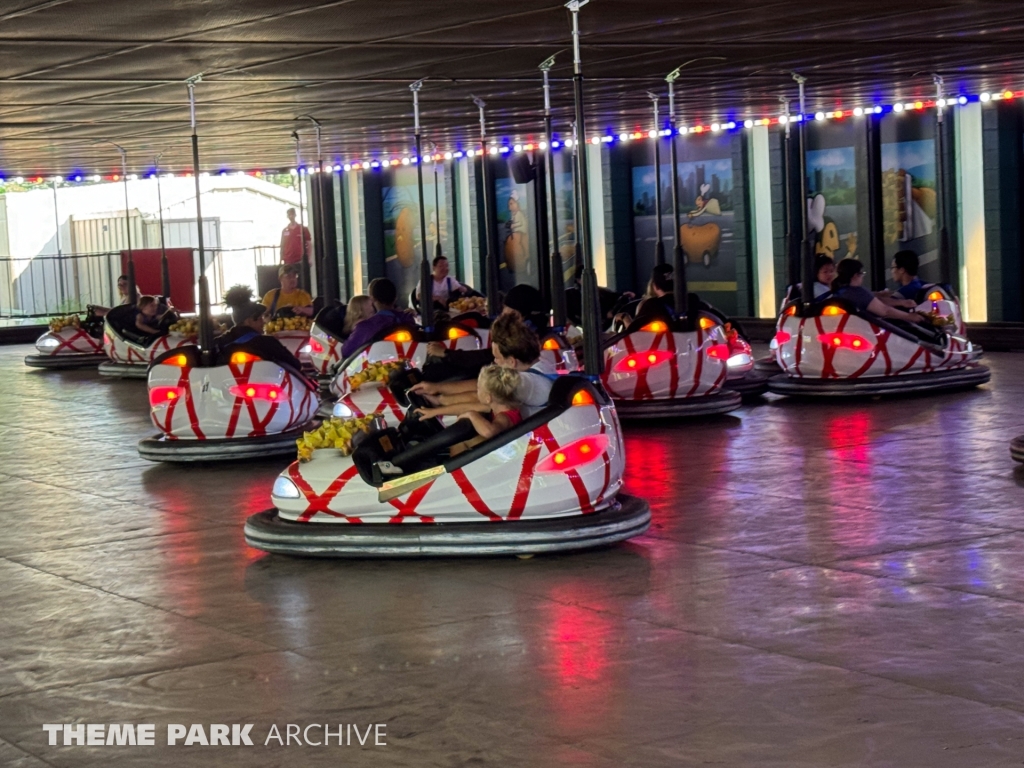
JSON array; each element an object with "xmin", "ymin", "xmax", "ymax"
[{"xmin": 341, "ymin": 278, "xmax": 417, "ymax": 358}]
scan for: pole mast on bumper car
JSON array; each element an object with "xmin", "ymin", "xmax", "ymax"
[
  {"xmin": 793, "ymin": 73, "xmax": 814, "ymax": 309},
  {"xmin": 154, "ymin": 152, "xmax": 171, "ymax": 299},
  {"xmin": 648, "ymin": 91, "xmax": 665, "ymax": 267},
  {"xmin": 411, "ymin": 80, "xmax": 434, "ymax": 329},
  {"xmin": 98, "ymin": 141, "xmax": 137, "ymax": 306},
  {"xmin": 472, "ymin": 95, "xmax": 501, "ymax": 316},
  {"xmin": 665, "ymin": 68, "xmax": 687, "ymax": 316},
  {"xmin": 566, "ymin": 0, "xmax": 602, "ymax": 376},
  {"xmin": 540, "ymin": 55, "xmax": 568, "ymax": 328},
  {"xmin": 186, "ymin": 74, "xmax": 215, "ymax": 366},
  {"xmin": 297, "ymin": 115, "xmax": 335, "ymax": 305}
]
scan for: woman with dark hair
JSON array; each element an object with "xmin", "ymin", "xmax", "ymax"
[{"xmin": 831, "ymin": 259, "xmax": 924, "ymax": 324}]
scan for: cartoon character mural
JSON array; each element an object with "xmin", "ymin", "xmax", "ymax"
[
  {"xmin": 805, "ymin": 146, "xmax": 860, "ymax": 262},
  {"xmin": 807, "ymin": 193, "xmax": 859, "ymax": 260},
  {"xmin": 503, "ymin": 189, "xmax": 530, "ymax": 273},
  {"xmin": 679, "ymin": 183, "xmax": 722, "ymax": 267}
]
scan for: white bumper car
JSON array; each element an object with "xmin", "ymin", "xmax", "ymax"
[
  {"xmin": 767, "ymin": 286, "xmax": 989, "ymax": 396},
  {"xmin": 24, "ymin": 314, "xmax": 106, "ymax": 369},
  {"xmin": 138, "ymin": 344, "xmax": 320, "ymax": 462},
  {"xmin": 245, "ymin": 375, "xmax": 650, "ymax": 556},
  {"xmin": 98, "ymin": 305, "xmax": 195, "ymax": 379}
]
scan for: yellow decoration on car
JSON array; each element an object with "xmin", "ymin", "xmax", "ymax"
[{"xmin": 296, "ymin": 414, "xmax": 381, "ymax": 461}]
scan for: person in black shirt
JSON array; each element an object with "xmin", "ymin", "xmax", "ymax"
[
  {"xmin": 220, "ymin": 293, "xmax": 302, "ymax": 371},
  {"xmin": 831, "ymin": 259, "xmax": 925, "ymax": 324}
]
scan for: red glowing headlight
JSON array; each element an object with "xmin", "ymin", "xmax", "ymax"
[
  {"xmin": 384, "ymin": 330, "xmax": 413, "ymax": 343},
  {"xmin": 542, "ymin": 337, "xmax": 561, "ymax": 351},
  {"xmin": 447, "ymin": 327, "xmax": 470, "ymax": 340},
  {"xmin": 149, "ymin": 386, "xmax": 186, "ymax": 407},
  {"xmin": 774, "ymin": 330, "xmax": 792, "ymax": 345},
  {"xmin": 229, "ymin": 383, "xmax": 282, "ymax": 401},
  {"xmin": 308, "ymin": 339, "xmax": 324, "ymax": 354},
  {"xmin": 817, "ymin": 332, "xmax": 873, "ymax": 351},
  {"xmin": 537, "ymin": 434, "xmax": 610, "ymax": 473},
  {"xmin": 705, "ymin": 344, "xmax": 731, "ymax": 360},
  {"xmin": 613, "ymin": 349, "xmax": 674, "ymax": 372}
]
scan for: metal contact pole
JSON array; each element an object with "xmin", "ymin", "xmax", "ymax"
[
  {"xmin": 473, "ymin": 95, "xmax": 501, "ymax": 315},
  {"xmin": 934, "ymin": 74, "xmax": 951, "ymax": 283},
  {"xmin": 665, "ymin": 70, "xmax": 687, "ymax": 314},
  {"xmin": 431, "ymin": 142, "xmax": 443, "ymax": 261},
  {"xmin": 541, "ymin": 56, "xmax": 567, "ymax": 327},
  {"xmin": 292, "ymin": 131, "xmax": 310, "ymax": 293},
  {"xmin": 566, "ymin": 0, "xmax": 602, "ymax": 375},
  {"xmin": 780, "ymin": 96, "xmax": 796, "ymax": 289},
  {"xmin": 793, "ymin": 73, "xmax": 813, "ymax": 308},
  {"xmin": 411, "ymin": 81, "xmax": 433, "ymax": 328},
  {"xmin": 154, "ymin": 153, "xmax": 170, "ymax": 299},
  {"xmin": 51, "ymin": 177, "xmax": 66, "ymax": 306},
  {"xmin": 186, "ymin": 74, "xmax": 214, "ymax": 365},
  {"xmin": 298, "ymin": 115, "xmax": 329, "ymax": 301},
  {"xmin": 648, "ymin": 92, "xmax": 665, "ymax": 266}
]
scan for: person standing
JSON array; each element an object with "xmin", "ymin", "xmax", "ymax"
[{"xmin": 279, "ymin": 208, "xmax": 312, "ymax": 266}]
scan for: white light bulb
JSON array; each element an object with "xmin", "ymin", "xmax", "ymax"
[
  {"xmin": 711, "ymin": 123, "xmax": 720, "ymax": 132},
  {"xmin": 564, "ymin": 139, "xmax": 573, "ymax": 147},
  {"xmin": 53, "ymin": 175, "xmax": 63, "ymax": 183},
  {"xmin": 91, "ymin": 174, "xmax": 101, "ymax": 182},
  {"xmin": 937, "ymin": 98, "xmax": 947, "ymax": 108},
  {"xmin": 466, "ymin": 149, "xmax": 475, "ymax": 157},
  {"xmin": 743, "ymin": 119, "xmax": 753, "ymax": 128},
  {"xmin": 815, "ymin": 112, "xmax": 825, "ymax": 121},
  {"xmin": 513, "ymin": 144, "xmax": 522, "ymax": 152},
  {"xmin": 128, "ymin": 173, "xmax": 138, "ymax": 180},
  {"xmin": 539, "ymin": 141, "xmax": 548, "ymax": 150},
  {"xmin": 980, "ymin": 92, "xmax": 991, "ymax": 102},
  {"xmin": 958, "ymin": 96, "xmax": 967, "ymax": 105},
  {"xmin": 343, "ymin": 164, "xmax": 352, "ymax": 172},
  {"xmin": 401, "ymin": 157, "xmax": 410, "ymax": 165},
  {"xmin": 873, "ymin": 106, "xmax": 882, "ymax": 114},
  {"xmin": 893, "ymin": 103, "xmax": 904, "ymax": 112},
  {"xmin": 361, "ymin": 162, "xmax": 370, "ymax": 169},
  {"xmin": 619, "ymin": 133, "xmax": 628, "ymax": 141},
  {"xmin": 853, "ymin": 107, "xmax": 864, "ymax": 117},
  {"xmin": 14, "ymin": 176, "xmax": 24, "ymax": 183},
  {"xmin": 444, "ymin": 152, "xmax": 452, "ymax": 160}
]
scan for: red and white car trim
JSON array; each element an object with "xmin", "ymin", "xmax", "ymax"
[
  {"xmin": 273, "ymin": 394, "xmax": 623, "ymax": 524},
  {"xmin": 148, "ymin": 354, "xmax": 319, "ymax": 440}
]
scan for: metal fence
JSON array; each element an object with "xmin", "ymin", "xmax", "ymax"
[{"xmin": 0, "ymin": 246, "xmax": 279, "ymax": 319}]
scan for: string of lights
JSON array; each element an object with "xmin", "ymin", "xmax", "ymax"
[{"xmin": 1, "ymin": 88, "xmax": 1020, "ymax": 184}]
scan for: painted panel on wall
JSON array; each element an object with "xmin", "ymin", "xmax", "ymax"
[
  {"xmin": 381, "ymin": 166, "xmax": 448, "ymax": 307},
  {"xmin": 630, "ymin": 134, "xmax": 739, "ymax": 314},
  {"xmin": 881, "ymin": 112, "xmax": 940, "ymax": 284}
]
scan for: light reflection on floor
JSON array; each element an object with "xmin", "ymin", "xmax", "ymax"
[{"xmin": 1, "ymin": 345, "xmax": 1023, "ymax": 765}]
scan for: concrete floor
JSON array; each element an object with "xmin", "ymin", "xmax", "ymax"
[{"xmin": 1, "ymin": 344, "xmax": 1024, "ymax": 767}]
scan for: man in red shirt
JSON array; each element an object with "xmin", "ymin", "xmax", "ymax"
[{"xmin": 279, "ymin": 208, "xmax": 312, "ymax": 265}]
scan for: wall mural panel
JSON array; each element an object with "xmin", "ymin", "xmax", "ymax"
[
  {"xmin": 880, "ymin": 112, "xmax": 940, "ymax": 285},
  {"xmin": 630, "ymin": 134, "xmax": 739, "ymax": 314},
  {"xmin": 381, "ymin": 165, "xmax": 448, "ymax": 307}
]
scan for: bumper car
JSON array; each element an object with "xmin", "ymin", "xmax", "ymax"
[
  {"xmin": 265, "ymin": 314, "xmax": 314, "ymax": 373},
  {"xmin": 245, "ymin": 374, "xmax": 650, "ymax": 557},
  {"xmin": 697, "ymin": 305, "xmax": 767, "ymax": 398},
  {"xmin": 767, "ymin": 286, "xmax": 989, "ymax": 397},
  {"xmin": 327, "ymin": 319, "xmax": 485, "ymax": 425},
  {"xmin": 600, "ymin": 299, "xmax": 742, "ymax": 419},
  {"xmin": 306, "ymin": 304, "xmax": 349, "ymax": 384},
  {"xmin": 138, "ymin": 343, "xmax": 320, "ymax": 462},
  {"xmin": 98, "ymin": 305, "xmax": 196, "ymax": 379},
  {"xmin": 24, "ymin": 313, "xmax": 106, "ymax": 369},
  {"xmin": 1011, "ymin": 436, "xmax": 1024, "ymax": 464}
]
